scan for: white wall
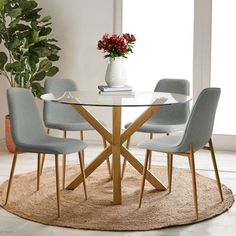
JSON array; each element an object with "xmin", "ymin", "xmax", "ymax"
[
  {"xmin": 38, "ymin": 0, "xmax": 114, "ymax": 141},
  {"xmin": 0, "ymin": 0, "xmax": 114, "ymax": 142}
]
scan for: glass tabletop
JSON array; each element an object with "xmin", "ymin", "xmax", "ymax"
[{"xmin": 41, "ymin": 91, "xmax": 191, "ymax": 107}]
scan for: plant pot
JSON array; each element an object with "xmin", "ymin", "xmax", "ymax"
[
  {"xmin": 105, "ymin": 57, "xmax": 127, "ymax": 87},
  {"xmin": 5, "ymin": 114, "xmax": 16, "ymax": 153}
]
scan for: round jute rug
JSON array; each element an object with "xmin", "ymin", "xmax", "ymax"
[{"xmin": 0, "ymin": 164, "xmax": 234, "ymax": 231}]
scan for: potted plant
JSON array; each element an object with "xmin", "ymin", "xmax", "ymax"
[
  {"xmin": 0, "ymin": 0, "xmax": 61, "ymax": 152},
  {"xmin": 97, "ymin": 33, "xmax": 135, "ymax": 87}
]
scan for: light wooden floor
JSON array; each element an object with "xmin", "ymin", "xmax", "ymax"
[{"xmin": 0, "ymin": 141, "xmax": 235, "ymax": 236}]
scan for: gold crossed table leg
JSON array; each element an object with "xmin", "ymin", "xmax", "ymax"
[{"xmin": 66, "ymin": 105, "xmax": 167, "ymax": 204}]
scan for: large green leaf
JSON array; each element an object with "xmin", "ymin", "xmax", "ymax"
[
  {"xmin": 0, "ymin": 51, "xmax": 7, "ymax": 69},
  {"xmin": 34, "ymin": 47, "xmax": 51, "ymax": 57},
  {"xmin": 16, "ymin": 24, "xmax": 30, "ymax": 31},
  {"xmin": 9, "ymin": 18, "xmax": 20, "ymax": 28},
  {"xmin": 40, "ymin": 16, "xmax": 51, "ymax": 22},
  {"xmin": 8, "ymin": 8, "xmax": 22, "ymax": 18},
  {"xmin": 33, "ymin": 71, "xmax": 46, "ymax": 81},
  {"xmin": 39, "ymin": 58, "xmax": 52, "ymax": 71},
  {"xmin": 48, "ymin": 44, "xmax": 61, "ymax": 51},
  {"xmin": 31, "ymin": 82, "xmax": 44, "ymax": 98},
  {"xmin": 11, "ymin": 61, "xmax": 23, "ymax": 72},
  {"xmin": 20, "ymin": 0, "xmax": 38, "ymax": 11},
  {"xmin": 46, "ymin": 66, "xmax": 59, "ymax": 77},
  {"xmin": 24, "ymin": 8, "xmax": 41, "ymax": 21},
  {"xmin": 9, "ymin": 38, "xmax": 21, "ymax": 49},
  {"xmin": 39, "ymin": 27, "xmax": 52, "ymax": 36},
  {"xmin": 29, "ymin": 52, "xmax": 40, "ymax": 64},
  {"xmin": 5, "ymin": 63, "xmax": 12, "ymax": 72},
  {"xmin": 47, "ymin": 54, "xmax": 59, "ymax": 61}
]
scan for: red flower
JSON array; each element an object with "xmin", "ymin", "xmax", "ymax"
[
  {"xmin": 123, "ymin": 33, "xmax": 136, "ymax": 42},
  {"xmin": 97, "ymin": 33, "xmax": 135, "ymax": 58},
  {"xmin": 97, "ymin": 40, "xmax": 104, "ymax": 50}
]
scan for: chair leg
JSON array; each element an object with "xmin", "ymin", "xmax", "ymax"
[
  {"xmin": 148, "ymin": 133, "xmax": 153, "ymax": 170},
  {"xmin": 139, "ymin": 149, "xmax": 150, "ymax": 208},
  {"xmin": 121, "ymin": 136, "xmax": 131, "ymax": 179},
  {"xmin": 5, "ymin": 151, "xmax": 18, "ymax": 205},
  {"xmin": 189, "ymin": 144, "xmax": 198, "ymax": 219},
  {"xmin": 80, "ymin": 131, "xmax": 85, "ymax": 166},
  {"xmin": 39, "ymin": 153, "xmax": 45, "ymax": 176},
  {"xmin": 62, "ymin": 130, "xmax": 67, "ymax": 189},
  {"xmin": 188, "ymin": 156, "xmax": 192, "ymax": 170},
  {"xmin": 62, "ymin": 155, "xmax": 66, "ymax": 189},
  {"xmin": 55, "ymin": 154, "xmax": 61, "ymax": 218},
  {"xmin": 78, "ymin": 151, "xmax": 88, "ymax": 200},
  {"xmin": 209, "ymin": 138, "xmax": 224, "ymax": 201},
  {"xmin": 167, "ymin": 153, "xmax": 173, "ymax": 193},
  {"xmin": 37, "ymin": 153, "xmax": 41, "ymax": 191},
  {"xmin": 40, "ymin": 128, "xmax": 50, "ymax": 176},
  {"xmin": 102, "ymin": 137, "xmax": 112, "ymax": 178}
]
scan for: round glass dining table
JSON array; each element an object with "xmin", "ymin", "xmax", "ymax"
[{"xmin": 41, "ymin": 91, "xmax": 190, "ymax": 205}]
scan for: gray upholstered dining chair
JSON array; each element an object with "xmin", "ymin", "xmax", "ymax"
[
  {"xmin": 122, "ymin": 78, "xmax": 190, "ymax": 177},
  {"xmin": 6, "ymin": 88, "xmax": 88, "ymax": 217},
  {"xmin": 137, "ymin": 87, "xmax": 223, "ymax": 219},
  {"xmin": 41, "ymin": 78, "xmax": 111, "ymax": 189}
]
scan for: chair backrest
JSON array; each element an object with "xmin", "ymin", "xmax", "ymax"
[
  {"xmin": 179, "ymin": 88, "xmax": 221, "ymax": 152},
  {"xmin": 7, "ymin": 88, "xmax": 46, "ymax": 146},
  {"xmin": 44, "ymin": 78, "xmax": 83, "ymax": 125},
  {"xmin": 148, "ymin": 78, "xmax": 190, "ymax": 124}
]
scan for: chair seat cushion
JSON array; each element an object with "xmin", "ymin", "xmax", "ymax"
[
  {"xmin": 45, "ymin": 120, "xmax": 107, "ymax": 131},
  {"xmin": 137, "ymin": 135, "xmax": 183, "ymax": 153},
  {"xmin": 45, "ymin": 121, "xmax": 93, "ymax": 131},
  {"xmin": 16, "ymin": 135, "xmax": 87, "ymax": 154},
  {"xmin": 125, "ymin": 122, "xmax": 186, "ymax": 134}
]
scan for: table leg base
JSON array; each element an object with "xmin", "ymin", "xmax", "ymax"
[{"xmin": 66, "ymin": 146, "xmax": 112, "ymax": 190}]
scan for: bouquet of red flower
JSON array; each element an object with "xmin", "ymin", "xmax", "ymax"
[{"xmin": 97, "ymin": 33, "xmax": 136, "ymax": 58}]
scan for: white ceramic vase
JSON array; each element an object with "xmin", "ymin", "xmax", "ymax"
[{"xmin": 105, "ymin": 57, "xmax": 127, "ymax": 87}]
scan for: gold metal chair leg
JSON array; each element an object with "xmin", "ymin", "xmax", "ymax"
[
  {"xmin": 139, "ymin": 150, "xmax": 150, "ymax": 208},
  {"xmin": 148, "ymin": 133, "xmax": 153, "ymax": 170},
  {"xmin": 121, "ymin": 136, "xmax": 131, "ymax": 179},
  {"xmin": 5, "ymin": 151, "xmax": 18, "ymax": 205},
  {"xmin": 40, "ymin": 128, "xmax": 50, "ymax": 176},
  {"xmin": 37, "ymin": 153, "xmax": 41, "ymax": 191},
  {"xmin": 62, "ymin": 130, "xmax": 67, "ymax": 189},
  {"xmin": 167, "ymin": 153, "xmax": 173, "ymax": 193},
  {"xmin": 79, "ymin": 151, "xmax": 88, "ymax": 200},
  {"xmin": 209, "ymin": 138, "xmax": 224, "ymax": 201},
  {"xmin": 189, "ymin": 144, "xmax": 198, "ymax": 219},
  {"xmin": 55, "ymin": 154, "xmax": 61, "ymax": 218}
]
